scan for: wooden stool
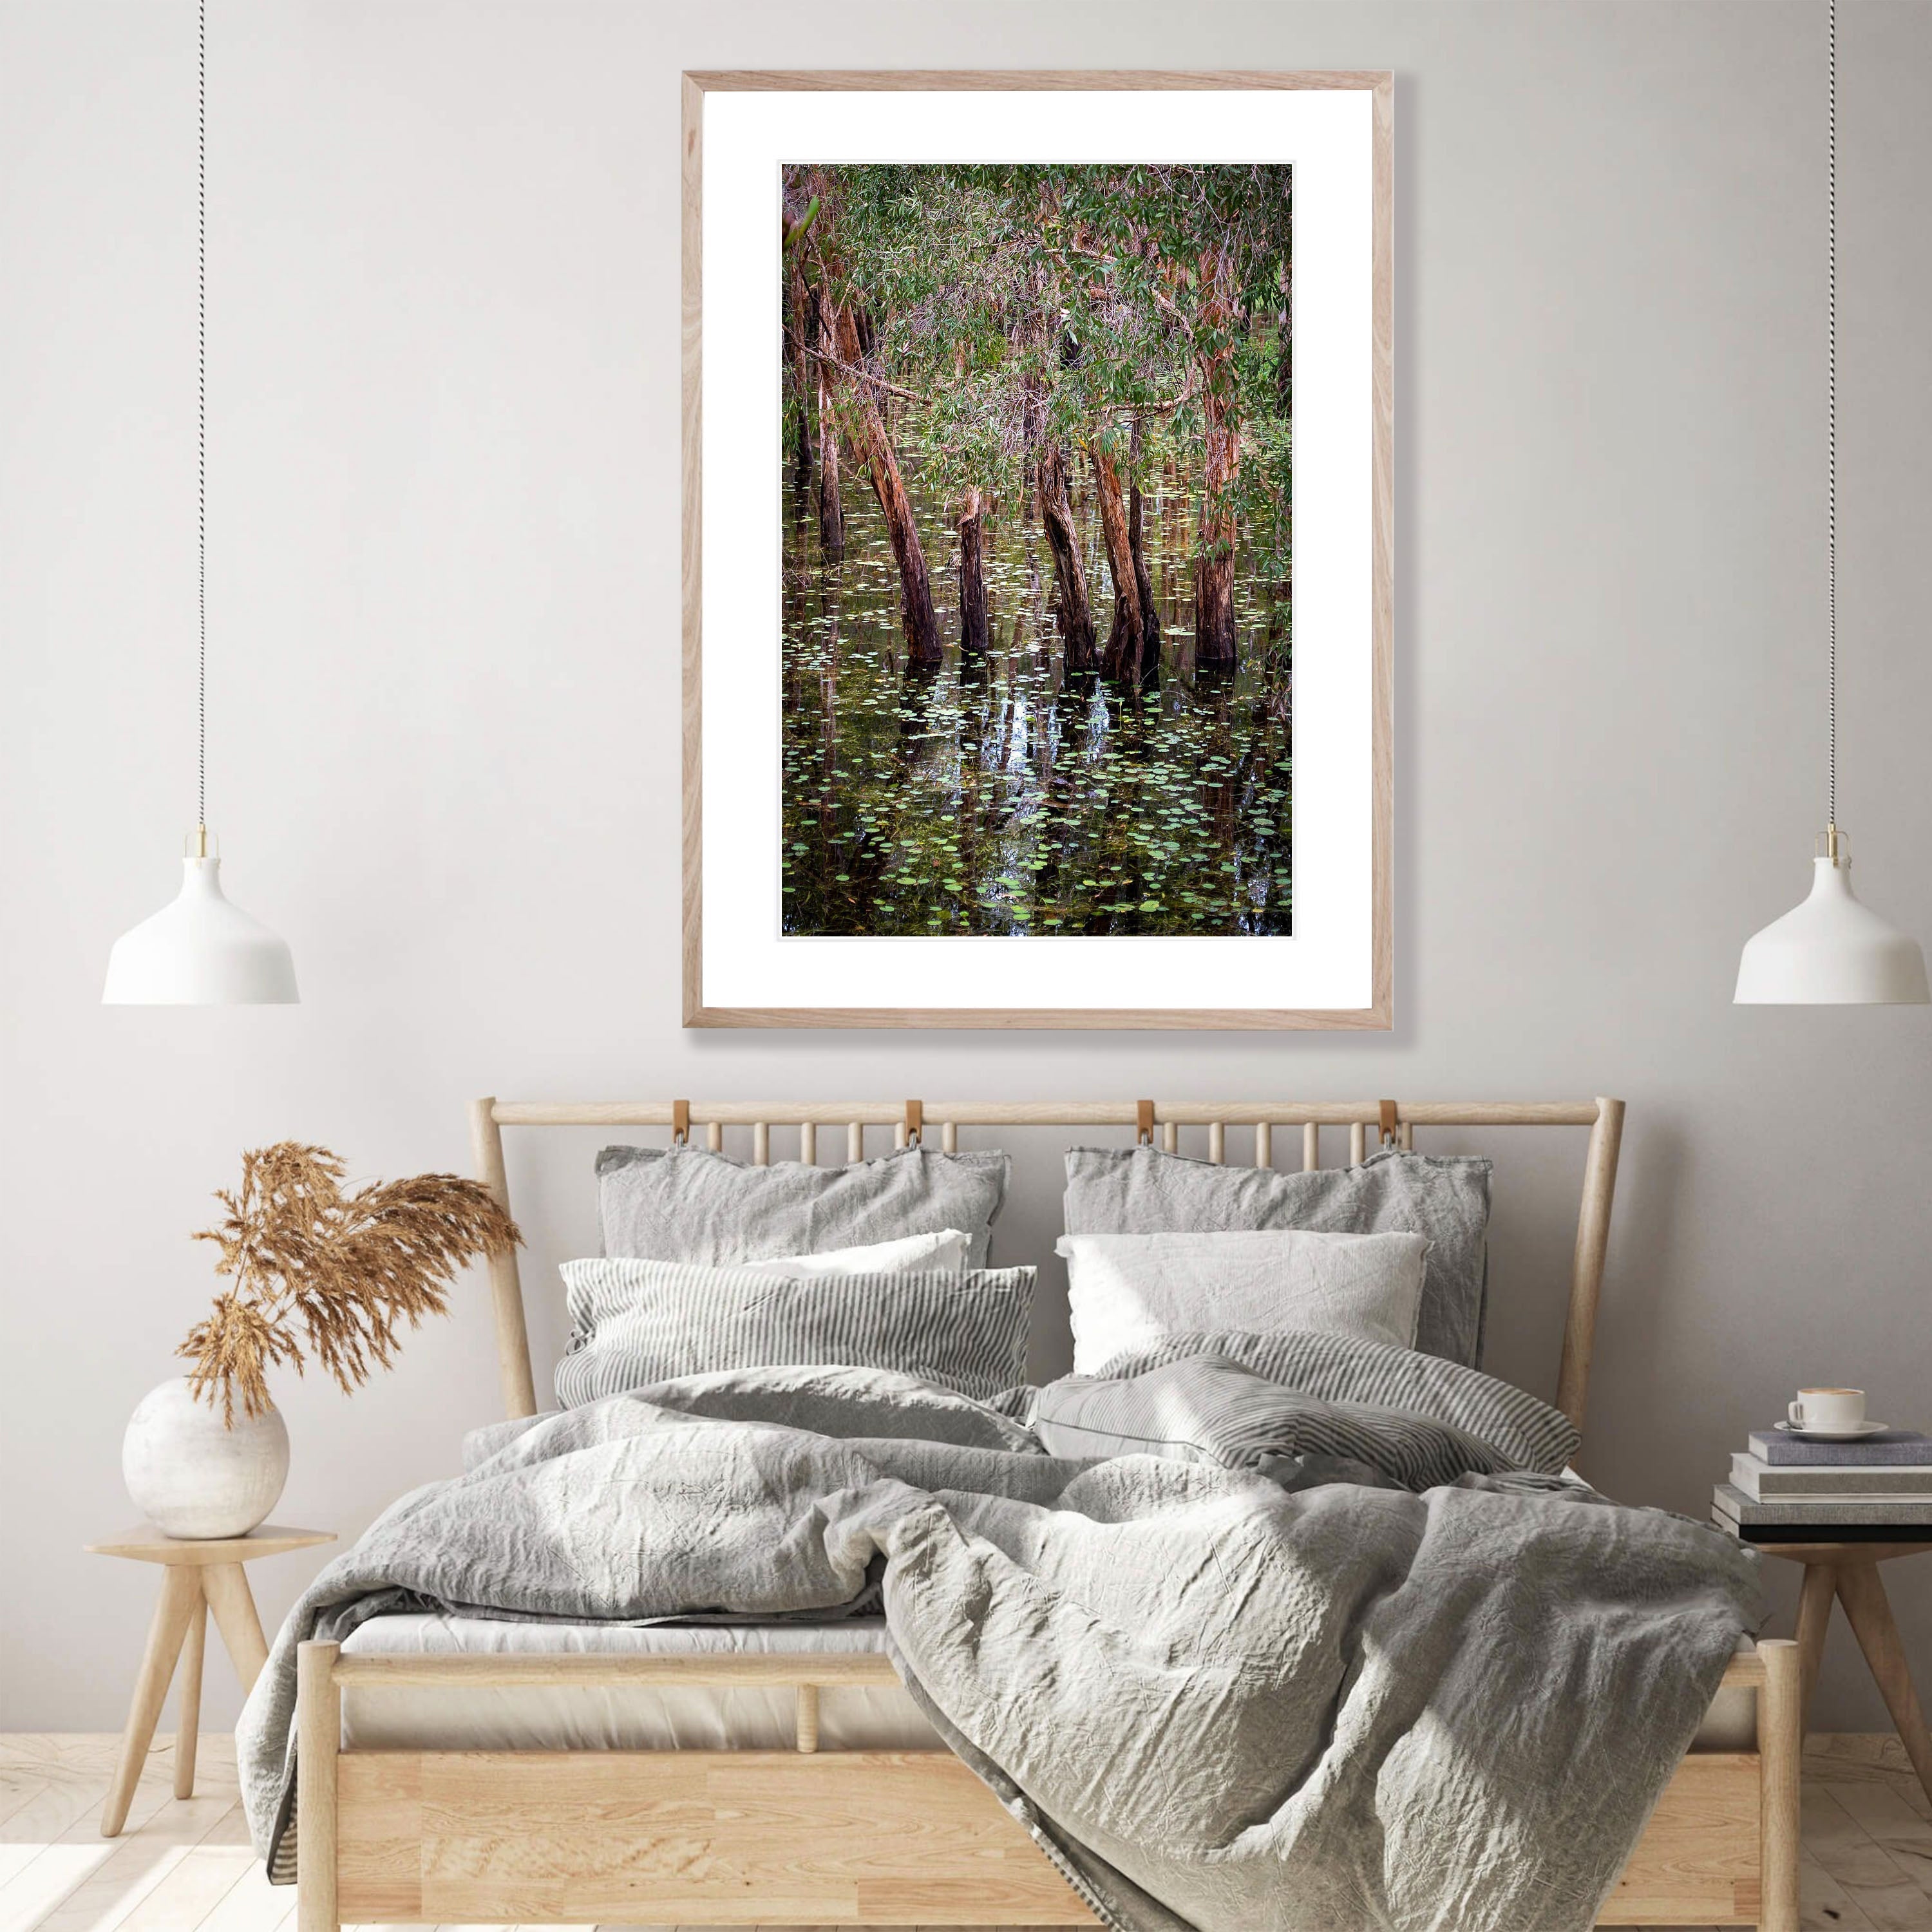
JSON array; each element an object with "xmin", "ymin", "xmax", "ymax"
[
  {"xmin": 1761, "ymin": 1538, "xmax": 1932, "ymax": 1803},
  {"xmin": 87, "ymin": 1521, "xmax": 334, "ymax": 1837}
]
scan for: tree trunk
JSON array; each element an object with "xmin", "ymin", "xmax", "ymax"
[
  {"xmin": 1037, "ymin": 442, "xmax": 1096, "ymax": 675},
  {"xmin": 1276, "ymin": 225, "xmax": 1293, "ymax": 418},
  {"xmin": 829, "ymin": 299, "xmax": 939, "ymax": 666},
  {"xmin": 1193, "ymin": 520, "xmax": 1237, "ymax": 669},
  {"xmin": 1091, "ymin": 445, "xmax": 1144, "ymax": 685},
  {"xmin": 1275, "ymin": 297, "xmax": 1292, "ymax": 417},
  {"xmin": 1128, "ymin": 472, "xmax": 1163, "ymax": 687},
  {"xmin": 1194, "ymin": 249, "xmax": 1242, "ymax": 671},
  {"xmin": 1016, "ymin": 266, "xmax": 1047, "ymax": 525},
  {"xmin": 814, "ymin": 294, "xmax": 844, "ymax": 560},
  {"xmin": 957, "ymin": 488, "xmax": 989, "ymax": 657},
  {"xmin": 785, "ymin": 264, "xmax": 814, "ymax": 497}
]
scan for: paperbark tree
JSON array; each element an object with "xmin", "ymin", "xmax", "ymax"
[
  {"xmin": 1275, "ymin": 229, "xmax": 1293, "ymax": 418},
  {"xmin": 783, "ymin": 250, "xmax": 814, "ymax": 497},
  {"xmin": 1128, "ymin": 471, "xmax": 1162, "ymax": 688},
  {"xmin": 1193, "ymin": 244, "xmax": 1242, "ymax": 670},
  {"xmin": 814, "ymin": 294, "xmax": 844, "ymax": 560},
  {"xmin": 957, "ymin": 488, "xmax": 989, "ymax": 656},
  {"xmin": 1037, "ymin": 441, "xmax": 1096, "ymax": 674},
  {"xmin": 823, "ymin": 289, "xmax": 939, "ymax": 666},
  {"xmin": 1091, "ymin": 444, "xmax": 1144, "ymax": 685}
]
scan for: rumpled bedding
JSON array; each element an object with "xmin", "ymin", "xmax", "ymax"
[{"xmin": 238, "ymin": 1345, "xmax": 1761, "ymax": 1932}]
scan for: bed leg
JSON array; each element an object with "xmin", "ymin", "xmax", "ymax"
[
  {"xmin": 298, "ymin": 1640, "xmax": 341, "ymax": 1932},
  {"xmin": 1759, "ymin": 1637, "xmax": 1800, "ymax": 1932}
]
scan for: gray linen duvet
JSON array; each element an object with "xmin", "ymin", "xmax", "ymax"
[{"xmin": 237, "ymin": 1349, "xmax": 1761, "ymax": 1932}]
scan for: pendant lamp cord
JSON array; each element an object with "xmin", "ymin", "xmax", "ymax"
[
  {"xmin": 194, "ymin": 0, "xmax": 205, "ymax": 831},
  {"xmin": 162, "ymin": 3, "xmax": 1839, "ymax": 854},
  {"xmin": 1827, "ymin": 0, "xmax": 1838, "ymax": 835}
]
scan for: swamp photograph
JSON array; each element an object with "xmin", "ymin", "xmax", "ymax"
[{"xmin": 781, "ymin": 162, "xmax": 1293, "ymax": 939}]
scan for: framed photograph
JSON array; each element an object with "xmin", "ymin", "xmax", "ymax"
[{"xmin": 683, "ymin": 71, "xmax": 1391, "ymax": 1028}]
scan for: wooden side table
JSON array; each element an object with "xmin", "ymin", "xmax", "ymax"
[
  {"xmin": 1754, "ymin": 1537, "xmax": 1932, "ymax": 1804},
  {"xmin": 86, "ymin": 1521, "xmax": 334, "ymax": 1837}
]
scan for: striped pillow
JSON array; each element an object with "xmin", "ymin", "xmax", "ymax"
[
  {"xmin": 556, "ymin": 1258, "xmax": 1036, "ymax": 1408},
  {"xmin": 1075, "ymin": 1329, "xmax": 1579, "ymax": 1476},
  {"xmin": 1030, "ymin": 1356, "xmax": 1528, "ymax": 1492}
]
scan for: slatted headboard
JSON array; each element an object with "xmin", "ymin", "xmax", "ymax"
[{"xmin": 469, "ymin": 1097, "xmax": 1625, "ymax": 1441}]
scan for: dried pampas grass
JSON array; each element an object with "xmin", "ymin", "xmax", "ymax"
[{"xmin": 180, "ymin": 1142, "xmax": 522, "ymax": 1425}]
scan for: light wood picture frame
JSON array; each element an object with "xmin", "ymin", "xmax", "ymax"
[{"xmin": 681, "ymin": 71, "xmax": 1394, "ymax": 1029}]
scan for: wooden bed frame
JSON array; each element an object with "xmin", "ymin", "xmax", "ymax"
[{"xmin": 295, "ymin": 1096, "xmax": 1799, "ymax": 1931}]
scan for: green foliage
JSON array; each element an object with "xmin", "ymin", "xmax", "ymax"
[
  {"xmin": 782, "ymin": 195, "xmax": 820, "ymax": 252},
  {"xmin": 782, "ymin": 162, "xmax": 1291, "ymax": 512}
]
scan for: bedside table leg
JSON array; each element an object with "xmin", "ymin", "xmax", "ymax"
[
  {"xmin": 173, "ymin": 1582, "xmax": 206, "ymax": 1799},
  {"xmin": 100, "ymin": 1565, "xmax": 200, "ymax": 1837},
  {"xmin": 1794, "ymin": 1561, "xmax": 1836, "ymax": 1720},
  {"xmin": 202, "ymin": 1560, "xmax": 269, "ymax": 1692},
  {"xmin": 1835, "ymin": 1560, "xmax": 1932, "ymax": 1804}
]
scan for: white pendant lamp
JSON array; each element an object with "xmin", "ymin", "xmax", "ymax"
[
  {"xmin": 1735, "ymin": 0, "xmax": 1927, "ymax": 1007},
  {"xmin": 104, "ymin": 831, "xmax": 298, "ymax": 1005},
  {"xmin": 104, "ymin": 0, "xmax": 297, "ymax": 1007},
  {"xmin": 1736, "ymin": 831, "xmax": 1928, "ymax": 1005}
]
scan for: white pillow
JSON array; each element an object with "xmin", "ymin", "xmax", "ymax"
[
  {"xmin": 735, "ymin": 1227, "xmax": 971, "ymax": 1278},
  {"xmin": 1054, "ymin": 1228, "xmax": 1430, "ymax": 1373}
]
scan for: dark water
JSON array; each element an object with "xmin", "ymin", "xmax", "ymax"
[{"xmin": 781, "ymin": 450, "xmax": 1291, "ymax": 938}]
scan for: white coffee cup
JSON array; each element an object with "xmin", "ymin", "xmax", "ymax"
[{"xmin": 1788, "ymin": 1387, "xmax": 1866, "ymax": 1433}]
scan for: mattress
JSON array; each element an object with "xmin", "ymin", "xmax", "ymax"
[{"xmin": 338, "ymin": 1613, "xmax": 1758, "ymax": 1754}]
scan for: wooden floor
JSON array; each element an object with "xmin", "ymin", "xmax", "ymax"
[{"xmin": 4, "ymin": 1734, "xmax": 1929, "ymax": 1932}]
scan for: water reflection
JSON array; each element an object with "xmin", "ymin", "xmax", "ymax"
[{"xmin": 781, "ymin": 451, "xmax": 1291, "ymax": 938}]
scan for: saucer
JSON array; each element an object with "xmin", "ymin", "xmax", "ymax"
[{"xmin": 1775, "ymin": 1419, "xmax": 1889, "ymax": 1441}]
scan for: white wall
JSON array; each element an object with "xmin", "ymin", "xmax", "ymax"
[{"xmin": 4, "ymin": 0, "xmax": 1931, "ymax": 1734}]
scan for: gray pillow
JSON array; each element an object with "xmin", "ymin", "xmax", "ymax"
[
  {"xmin": 556, "ymin": 1257, "xmax": 1035, "ymax": 1407},
  {"xmin": 1062, "ymin": 1146, "xmax": 1492, "ymax": 1366},
  {"xmin": 598, "ymin": 1143, "xmax": 1010, "ymax": 1269}
]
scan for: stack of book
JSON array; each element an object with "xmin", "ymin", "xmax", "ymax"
[{"xmin": 1714, "ymin": 1429, "xmax": 1932, "ymax": 1540}]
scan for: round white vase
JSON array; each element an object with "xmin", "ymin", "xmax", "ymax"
[{"xmin": 122, "ymin": 1378, "xmax": 289, "ymax": 1539}]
